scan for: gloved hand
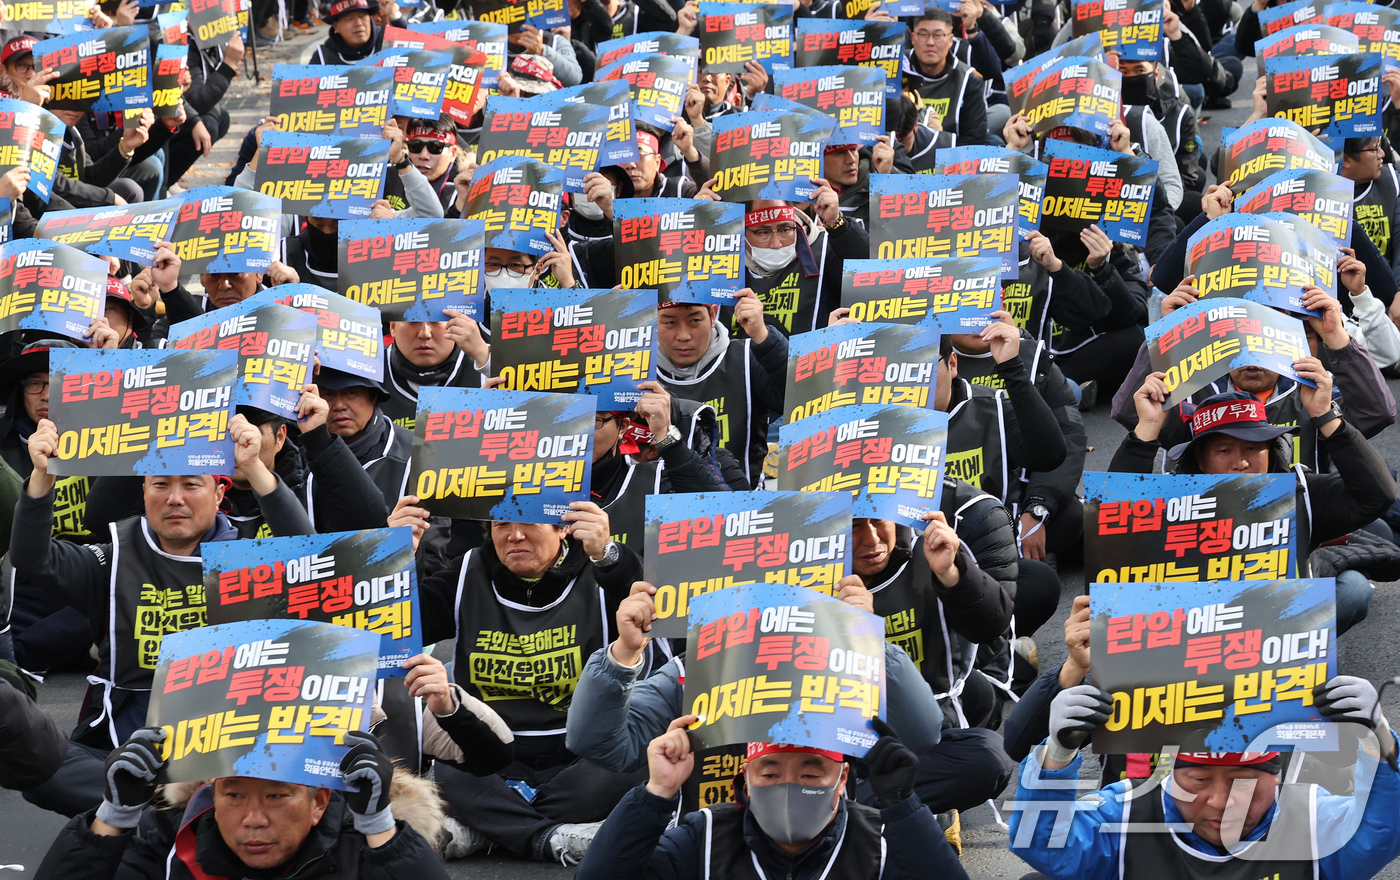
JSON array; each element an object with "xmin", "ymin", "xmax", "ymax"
[
  {"xmin": 96, "ymin": 727, "xmax": 167, "ymax": 829},
  {"xmin": 340, "ymin": 730, "xmax": 396, "ymax": 836},
  {"xmin": 865, "ymin": 717, "xmax": 920, "ymax": 808},
  {"xmin": 1045, "ymin": 684, "xmax": 1113, "ymax": 765},
  {"xmin": 1314, "ymin": 676, "xmax": 1398, "ymax": 760}
]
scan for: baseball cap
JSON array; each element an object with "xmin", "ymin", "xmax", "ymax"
[
  {"xmin": 323, "ymin": 0, "xmax": 378, "ymax": 22},
  {"xmin": 1, "ymin": 37, "xmax": 35, "ymax": 66},
  {"xmin": 509, "ymin": 54, "xmax": 561, "ymax": 95},
  {"xmin": 746, "ymin": 742, "xmax": 845, "ymax": 764},
  {"xmin": 1166, "ymin": 390, "xmax": 1294, "ymax": 462},
  {"xmin": 105, "ymin": 277, "xmax": 149, "ymax": 331}
]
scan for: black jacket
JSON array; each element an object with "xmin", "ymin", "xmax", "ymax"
[
  {"xmin": 310, "ymin": 25, "xmax": 386, "ymax": 65},
  {"xmin": 0, "ymin": 669, "xmax": 65, "ymax": 790}
]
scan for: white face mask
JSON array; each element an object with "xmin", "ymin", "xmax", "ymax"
[
  {"xmin": 571, "ymin": 194, "xmax": 605, "ymax": 221},
  {"xmin": 485, "ymin": 270, "xmax": 533, "ymax": 290},
  {"xmin": 748, "ymin": 242, "xmax": 796, "ymax": 274}
]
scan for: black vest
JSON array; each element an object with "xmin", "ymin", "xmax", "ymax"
[
  {"xmin": 945, "ymin": 381, "xmax": 1010, "ymax": 506},
  {"xmin": 735, "ymin": 237, "xmax": 828, "ymax": 337},
  {"xmin": 1119, "ymin": 783, "xmax": 1318, "ymax": 880},
  {"xmin": 1002, "ymin": 258, "xmax": 1046, "ymax": 340},
  {"xmin": 700, "ymin": 801, "xmax": 886, "ymax": 880},
  {"xmin": 382, "ymin": 348, "xmax": 481, "ymax": 431},
  {"xmin": 660, "ymin": 341, "xmax": 762, "ymax": 488},
  {"xmin": 1356, "ymin": 165, "xmax": 1398, "ymax": 264},
  {"xmin": 450, "ymin": 549, "xmax": 609, "ymax": 740},
  {"xmin": 280, "ymin": 235, "xmax": 338, "ymax": 292},
  {"xmin": 108, "ymin": 517, "xmax": 208, "ymax": 692},
  {"xmin": 601, "ymin": 460, "xmax": 660, "ymax": 553}
]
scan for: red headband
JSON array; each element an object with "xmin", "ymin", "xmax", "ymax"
[
  {"xmin": 658, "ymin": 301, "xmax": 719, "ymax": 314},
  {"xmin": 747, "ymin": 742, "xmax": 844, "ymax": 763},
  {"xmin": 510, "ymin": 57, "xmax": 562, "ymax": 89},
  {"xmin": 1174, "ymin": 751, "xmax": 1281, "ymax": 766},
  {"xmin": 745, "ymin": 206, "xmax": 797, "ymax": 228},
  {"xmin": 327, "ymin": 0, "xmax": 369, "ymax": 16},
  {"xmin": 636, "ymin": 131, "xmax": 661, "ymax": 155},
  {"xmin": 1190, "ymin": 399, "xmax": 1267, "ymax": 437},
  {"xmin": 824, "ymin": 143, "xmax": 858, "ymax": 156},
  {"xmin": 407, "ymin": 126, "xmax": 455, "ymax": 145}
]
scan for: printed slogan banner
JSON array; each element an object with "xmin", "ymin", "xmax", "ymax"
[
  {"xmin": 785, "ymin": 322, "xmax": 938, "ymax": 422},
  {"xmin": 1217, "ymin": 118, "xmax": 1336, "ymax": 193},
  {"xmin": 773, "ymin": 65, "xmax": 885, "ymax": 147},
  {"xmin": 1090, "ymin": 578, "xmax": 1335, "ymax": 753},
  {"xmin": 710, "ymin": 109, "xmax": 834, "ymax": 203},
  {"xmin": 408, "ymin": 386, "xmax": 594, "ymax": 522},
  {"xmin": 1146, "ymin": 297, "xmax": 1312, "ymax": 404},
  {"xmin": 1324, "ymin": 3, "xmax": 1400, "ymax": 73},
  {"xmin": 697, "ymin": 2, "xmax": 794, "ymax": 75},
  {"xmin": 169, "ymin": 186, "xmax": 281, "ymax": 276},
  {"xmin": 152, "ymin": 43, "xmax": 187, "ymax": 119},
  {"xmin": 36, "ymin": 198, "xmax": 180, "ymax": 265},
  {"xmin": 408, "ymin": 20, "xmax": 507, "ymax": 90},
  {"xmin": 596, "ymin": 53, "xmax": 694, "ymax": 134},
  {"xmin": 1258, "ymin": 0, "xmax": 1323, "ymax": 35},
  {"xmin": 794, "ymin": 20, "xmax": 905, "ymax": 100},
  {"xmin": 614, "ymin": 198, "xmax": 744, "ymax": 304},
  {"xmin": 269, "ymin": 64, "xmax": 392, "ymax": 136},
  {"xmin": 870, "ymin": 173, "xmax": 1019, "ymax": 278},
  {"xmin": 1024, "ymin": 56, "xmax": 1121, "ymax": 137},
  {"xmin": 1265, "ymin": 53, "xmax": 1382, "ymax": 138},
  {"xmin": 203, "ymin": 529, "xmax": 421, "ymax": 676},
  {"xmin": 171, "ymin": 301, "xmax": 317, "ymax": 418},
  {"xmin": 491, "ymin": 287, "xmax": 657, "ymax": 409},
  {"xmin": 382, "ymin": 27, "xmax": 488, "ymax": 129},
  {"xmin": 1004, "ymin": 33, "xmax": 1105, "ymax": 116},
  {"xmin": 36, "ymin": 26, "xmax": 151, "ymax": 113},
  {"xmin": 368, "ymin": 47, "xmax": 451, "ymax": 120},
  {"xmin": 643, "ymin": 490, "xmax": 852, "ymax": 638},
  {"xmin": 778, "ymin": 403, "xmax": 948, "ymax": 529},
  {"xmin": 934, "ymin": 146, "xmax": 1047, "ymax": 239},
  {"xmin": 250, "ymin": 285, "xmax": 384, "ymax": 382},
  {"xmin": 1237, "ymin": 168, "xmax": 1353, "ymax": 247},
  {"xmin": 339, "ymin": 218, "xmax": 485, "ymax": 322},
  {"xmin": 188, "ymin": 0, "xmax": 239, "ymax": 50},
  {"xmin": 148, "ymin": 619, "xmax": 380, "ymax": 789},
  {"xmin": 1071, "ymin": 0, "xmax": 1163, "ymax": 60},
  {"xmin": 472, "ymin": 0, "xmax": 569, "ymax": 32},
  {"xmin": 683, "ymin": 582, "xmax": 885, "ymax": 756},
  {"xmin": 840, "ymin": 257, "xmax": 1001, "ymax": 332},
  {"xmin": 0, "ymin": 98, "xmax": 65, "ymax": 203},
  {"xmin": 0, "ymin": 239, "xmax": 107, "ymax": 338},
  {"xmin": 479, "ymin": 82, "xmax": 639, "ymax": 191},
  {"xmin": 465, "ymin": 155, "xmax": 563, "ymax": 255},
  {"xmin": 255, "ymin": 132, "xmax": 390, "ymax": 220},
  {"xmin": 1254, "ymin": 24, "xmax": 1357, "ymax": 78},
  {"xmin": 595, "ymin": 32, "xmax": 701, "ymax": 70},
  {"xmin": 1042, "ymin": 139, "xmax": 1158, "ymax": 246},
  {"xmin": 46, "ymin": 348, "xmax": 236, "ymax": 477},
  {"xmin": 1084, "ymin": 472, "xmax": 1299, "ymax": 583},
  {"xmin": 2, "ymin": 0, "xmax": 91, "ymax": 34},
  {"xmin": 1186, "ymin": 213, "xmax": 1337, "ymax": 315}
]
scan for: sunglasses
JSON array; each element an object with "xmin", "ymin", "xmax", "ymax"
[{"xmin": 408, "ymin": 140, "xmax": 448, "ymax": 155}]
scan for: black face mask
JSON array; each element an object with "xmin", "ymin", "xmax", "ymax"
[
  {"xmin": 1121, "ymin": 73, "xmax": 1160, "ymax": 109},
  {"xmin": 305, "ymin": 225, "xmax": 338, "ymax": 267}
]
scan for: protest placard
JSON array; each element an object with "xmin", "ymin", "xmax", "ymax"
[
  {"xmin": 1186, "ymin": 213, "xmax": 1337, "ymax": 314},
  {"xmin": 0, "ymin": 98, "xmax": 63, "ymax": 203},
  {"xmin": 36, "ymin": 198, "xmax": 180, "ymax": 265},
  {"xmin": 480, "ymin": 82, "xmax": 639, "ymax": 191},
  {"xmin": 249, "ymin": 286, "xmax": 383, "ymax": 382},
  {"xmin": 156, "ymin": 9, "xmax": 188, "ymax": 43},
  {"xmin": 709, "ymin": 109, "xmax": 834, "ymax": 203},
  {"xmin": 1090, "ymin": 578, "xmax": 1335, "ymax": 753},
  {"xmin": 1217, "ymin": 118, "xmax": 1336, "ymax": 193},
  {"xmin": 408, "ymin": 386, "xmax": 593, "ymax": 522},
  {"xmin": 1071, "ymin": 0, "xmax": 1163, "ymax": 59},
  {"xmin": 339, "ymin": 217, "xmax": 485, "ymax": 323},
  {"xmin": 1042, "ymin": 139, "xmax": 1158, "ymax": 246},
  {"xmin": 36, "ymin": 26, "xmax": 151, "ymax": 113},
  {"xmin": 613, "ymin": 198, "xmax": 744, "ymax": 304},
  {"xmin": 365, "ymin": 46, "xmax": 451, "ymax": 119},
  {"xmin": 408, "ymin": 20, "xmax": 507, "ymax": 89},
  {"xmin": 643, "ymin": 490, "xmax": 851, "ymax": 638},
  {"xmin": 840, "ymin": 256, "xmax": 1001, "ymax": 331},
  {"xmin": 683, "ymin": 582, "xmax": 884, "ymax": 755},
  {"xmin": 187, "ymin": 0, "xmax": 239, "ymax": 49},
  {"xmin": 1324, "ymin": 3, "xmax": 1400, "ymax": 73},
  {"xmin": 1084, "ymin": 472, "xmax": 1299, "ymax": 584},
  {"xmin": 1258, "ymin": 0, "xmax": 1323, "ymax": 35},
  {"xmin": 170, "ymin": 301, "xmax": 317, "ymax": 418},
  {"xmin": 46, "ymin": 348, "xmax": 236, "ymax": 476},
  {"xmin": 0, "ymin": 239, "xmax": 106, "ymax": 337},
  {"xmin": 1237, "ymin": 168, "xmax": 1352, "ymax": 247},
  {"xmin": 1254, "ymin": 24, "xmax": 1356, "ymax": 77},
  {"xmin": 1024, "ymin": 56, "xmax": 1120, "ymax": 137},
  {"xmin": 269, "ymin": 64, "xmax": 392, "ymax": 136},
  {"xmin": 772, "ymin": 65, "xmax": 884, "ymax": 146},
  {"xmin": 255, "ymin": 132, "xmax": 390, "ymax": 220},
  {"xmin": 934, "ymin": 146, "xmax": 1047, "ymax": 239},
  {"xmin": 203, "ymin": 528, "xmax": 420, "ymax": 676},
  {"xmin": 697, "ymin": 2, "xmax": 793, "ymax": 74},
  {"xmin": 596, "ymin": 53, "xmax": 694, "ymax": 133},
  {"xmin": 465, "ymin": 155, "xmax": 563, "ymax": 255},
  {"xmin": 169, "ymin": 186, "xmax": 281, "ymax": 275},
  {"xmin": 778, "ymin": 403, "xmax": 948, "ymax": 528},
  {"xmin": 152, "ymin": 43, "xmax": 187, "ymax": 120},
  {"xmin": 491, "ymin": 287, "xmax": 656, "ymax": 409},
  {"xmin": 785, "ymin": 322, "xmax": 938, "ymax": 422},
  {"xmin": 794, "ymin": 21, "xmax": 905, "ymax": 99},
  {"xmin": 870, "ymin": 173, "xmax": 1019, "ymax": 277},
  {"xmin": 382, "ymin": 27, "xmax": 487, "ymax": 129},
  {"xmin": 1146, "ymin": 297, "xmax": 1312, "ymax": 405},
  {"xmin": 596, "ymin": 31, "xmax": 701, "ymax": 69},
  {"xmin": 1265, "ymin": 53, "xmax": 1382, "ymax": 138},
  {"xmin": 472, "ymin": 0, "xmax": 568, "ymax": 31},
  {"xmin": 148, "ymin": 619, "xmax": 380, "ymax": 788},
  {"xmin": 1004, "ymin": 33, "xmax": 1105, "ymax": 116},
  {"xmin": 1, "ymin": 0, "xmax": 90, "ymax": 33}
]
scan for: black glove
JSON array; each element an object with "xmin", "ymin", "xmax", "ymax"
[
  {"xmin": 97, "ymin": 727, "xmax": 166, "ymax": 829},
  {"xmin": 866, "ymin": 717, "xmax": 920, "ymax": 809},
  {"xmin": 339, "ymin": 730, "xmax": 396, "ymax": 835}
]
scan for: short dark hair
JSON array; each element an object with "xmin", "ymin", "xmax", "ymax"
[
  {"xmin": 896, "ymin": 95, "xmax": 920, "ymax": 140},
  {"xmin": 1343, "ymin": 137, "xmax": 1381, "ymax": 159},
  {"xmin": 405, "ymin": 116, "xmax": 459, "ymax": 138},
  {"xmin": 914, "ymin": 8, "xmax": 954, "ymax": 27},
  {"xmin": 939, "ymin": 335, "xmax": 955, "ymax": 361},
  {"xmin": 237, "ymin": 406, "xmax": 288, "ymax": 435}
]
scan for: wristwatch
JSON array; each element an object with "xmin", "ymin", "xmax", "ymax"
[
  {"xmin": 591, "ymin": 540, "xmax": 621, "ymax": 567},
  {"xmin": 1026, "ymin": 504, "xmax": 1050, "ymax": 522},
  {"xmin": 655, "ymin": 424, "xmax": 682, "ymax": 450},
  {"xmin": 393, "ymin": 154, "xmax": 412, "ymax": 170},
  {"xmin": 1311, "ymin": 402, "xmax": 1342, "ymax": 430}
]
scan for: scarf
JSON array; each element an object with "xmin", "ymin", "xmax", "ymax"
[
  {"xmin": 345, "ymin": 410, "xmax": 394, "ymax": 465},
  {"xmin": 481, "ymin": 532, "xmax": 587, "ymax": 607},
  {"xmin": 389, "ymin": 345, "xmax": 467, "ymax": 401},
  {"xmin": 657, "ymin": 325, "xmax": 730, "ymax": 381}
]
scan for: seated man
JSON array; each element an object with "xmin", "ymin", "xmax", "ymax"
[
  {"xmin": 314, "ymin": 368, "xmax": 413, "ymax": 509},
  {"xmin": 310, "ymin": 0, "xmax": 384, "ymax": 64},
  {"xmin": 383, "ymin": 309, "xmax": 489, "ymax": 430},
  {"xmin": 575, "ymin": 725, "xmax": 968, "ymax": 880},
  {"xmin": 904, "ymin": 9, "xmax": 989, "ymax": 147},
  {"xmin": 34, "ymin": 728, "xmax": 451, "ymax": 880}
]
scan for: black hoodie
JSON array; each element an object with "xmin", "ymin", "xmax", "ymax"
[{"xmin": 309, "ymin": 23, "xmax": 385, "ymax": 65}]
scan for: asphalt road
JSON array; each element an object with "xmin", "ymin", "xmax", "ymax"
[{"xmin": 3, "ymin": 29, "xmax": 1399, "ymax": 880}]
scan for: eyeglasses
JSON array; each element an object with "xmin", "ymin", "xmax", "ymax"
[
  {"xmin": 912, "ymin": 29, "xmax": 953, "ymax": 41},
  {"xmin": 408, "ymin": 140, "xmax": 448, "ymax": 155},
  {"xmin": 746, "ymin": 223, "xmax": 800, "ymax": 243},
  {"xmin": 484, "ymin": 262, "xmax": 533, "ymax": 277},
  {"xmin": 594, "ymin": 414, "xmax": 615, "ymax": 428},
  {"xmin": 7, "ymin": 60, "xmax": 33, "ymax": 74},
  {"xmin": 1360, "ymin": 143, "xmax": 1385, "ymax": 155},
  {"xmin": 21, "ymin": 377, "xmax": 47, "ymax": 394}
]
